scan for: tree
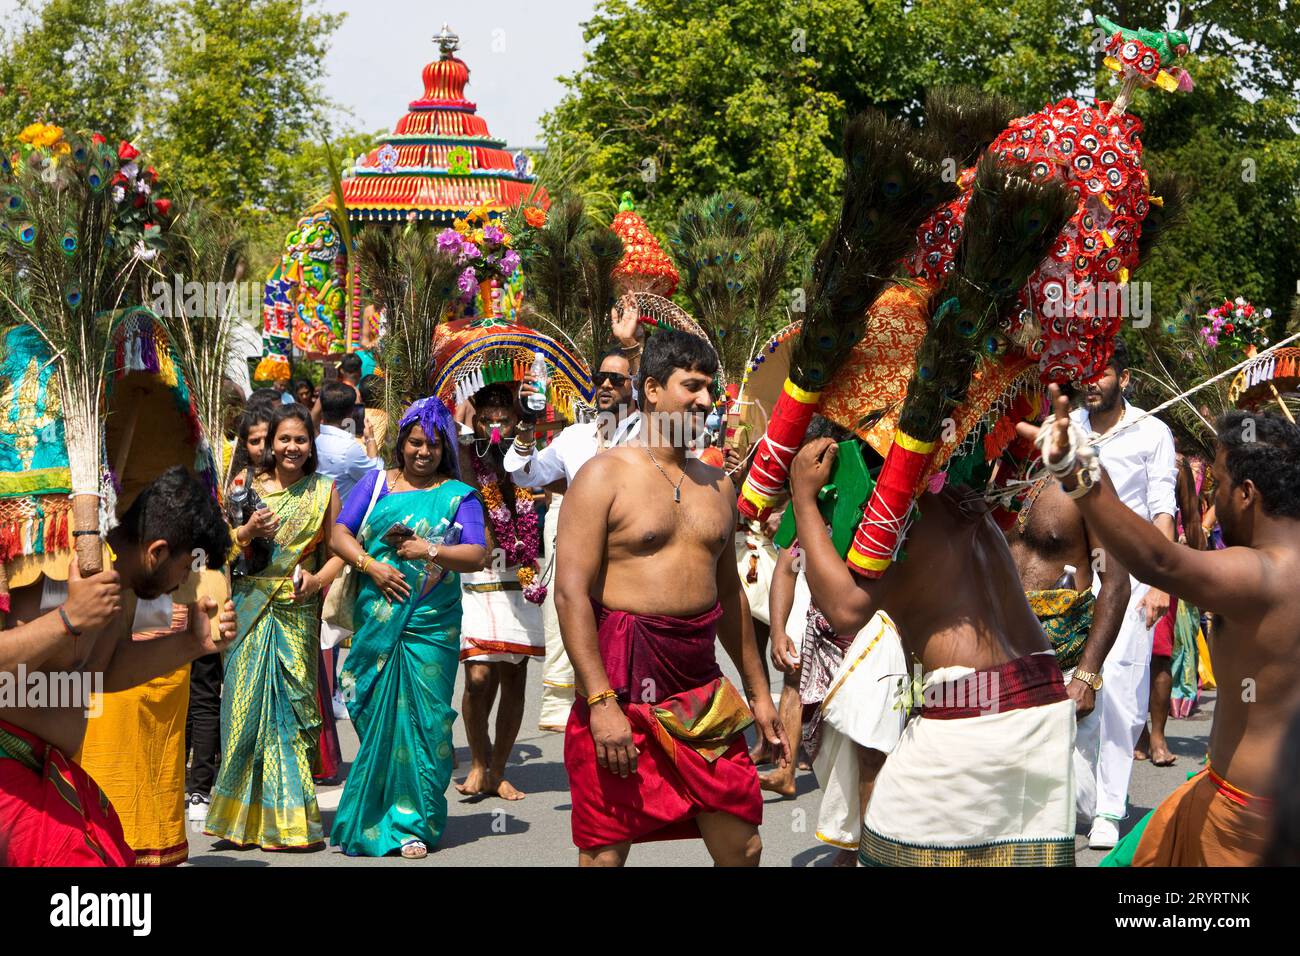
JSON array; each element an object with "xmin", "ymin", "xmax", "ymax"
[
  {"xmin": 154, "ymin": 0, "xmax": 348, "ymax": 220},
  {"xmin": 0, "ymin": 0, "xmax": 166, "ymax": 142}
]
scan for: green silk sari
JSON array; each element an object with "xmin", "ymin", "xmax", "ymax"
[
  {"xmin": 205, "ymin": 472, "xmax": 333, "ymax": 849},
  {"xmin": 331, "ymin": 478, "xmax": 475, "ymax": 856}
]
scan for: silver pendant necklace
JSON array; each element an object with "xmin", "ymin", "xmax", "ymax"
[{"xmin": 644, "ymin": 446, "xmax": 686, "ymax": 504}]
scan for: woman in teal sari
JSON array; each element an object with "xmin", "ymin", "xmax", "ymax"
[
  {"xmin": 205, "ymin": 404, "xmax": 344, "ymax": 849},
  {"xmin": 330, "ymin": 397, "xmax": 487, "ymax": 858}
]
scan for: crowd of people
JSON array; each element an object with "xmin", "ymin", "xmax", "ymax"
[{"xmin": 2, "ymin": 315, "xmax": 1299, "ymax": 869}]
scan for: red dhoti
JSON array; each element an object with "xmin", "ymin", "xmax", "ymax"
[
  {"xmin": 0, "ymin": 718, "xmax": 135, "ymax": 867},
  {"xmin": 564, "ymin": 601, "xmax": 762, "ymax": 850}
]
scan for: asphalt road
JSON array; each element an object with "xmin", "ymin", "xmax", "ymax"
[{"xmin": 185, "ymin": 653, "xmax": 1213, "ymax": 867}]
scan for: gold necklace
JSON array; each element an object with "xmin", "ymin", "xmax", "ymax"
[{"xmin": 644, "ymin": 446, "xmax": 686, "ymax": 504}]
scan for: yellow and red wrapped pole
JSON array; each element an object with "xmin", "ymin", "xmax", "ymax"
[
  {"xmin": 738, "ymin": 378, "xmax": 821, "ymax": 520},
  {"xmin": 847, "ymin": 429, "xmax": 936, "ymax": 578}
]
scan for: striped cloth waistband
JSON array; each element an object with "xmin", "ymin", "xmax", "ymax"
[
  {"xmin": 464, "ymin": 581, "xmax": 522, "ymax": 594},
  {"xmin": 921, "ymin": 652, "xmax": 1067, "ymax": 719},
  {"xmin": 1207, "ymin": 767, "xmax": 1271, "ymax": 808}
]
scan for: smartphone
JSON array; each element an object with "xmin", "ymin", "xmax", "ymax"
[{"xmin": 382, "ymin": 522, "xmax": 416, "ymax": 546}]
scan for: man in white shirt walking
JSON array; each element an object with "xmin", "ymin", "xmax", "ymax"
[
  {"xmin": 507, "ymin": 345, "xmax": 641, "ymax": 730},
  {"xmin": 1069, "ymin": 340, "xmax": 1178, "ymax": 849},
  {"xmin": 315, "ymin": 381, "xmax": 384, "ymax": 505}
]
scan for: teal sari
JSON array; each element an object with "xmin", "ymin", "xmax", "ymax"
[
  {"xmin": 206, "ymin": 472, "xmax": 333, "ymax": 849},
  {"xmin": 331, "ymin": 478, "xmax": 476, "ymax": 856}
]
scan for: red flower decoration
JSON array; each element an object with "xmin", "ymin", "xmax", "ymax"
[
  {"xmin": 1224, "ymin": 323, "xmax": 1235, "ymax": 333},
  {"xmin": 110, "ymin": 171, "xmax": 128, "ymax": 187},
  {"xmin": 133, "ymin": 193, "xmax": 147, "ymax": 208},
  {"xmin": 91, "ymin": 133, "xmax": 106, "ymax": 146},
  {"xmin": 118, "ymin": 141, "xmax": 140, "ymax": 162},
  {"xmin": 153, "ymin": 197, "xmax": 172, "ymax": 218}
]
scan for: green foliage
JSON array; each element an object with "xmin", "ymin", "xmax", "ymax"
[{"xmin": 549, "ymin": 0, "xmax": 1300, "ymax": 369}]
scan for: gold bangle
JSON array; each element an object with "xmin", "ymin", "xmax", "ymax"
[
  {"xmin": 357, "ymin": 554, "xmax": 372, "ymax": 573},
  {"xmin": 586, "ymin": 689, "xmax": 618, "ymax": 707}
]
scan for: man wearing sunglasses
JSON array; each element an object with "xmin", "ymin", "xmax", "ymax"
[{"xmin": 507, "ymin": 344, "xmax": 641, "ymax": 732}]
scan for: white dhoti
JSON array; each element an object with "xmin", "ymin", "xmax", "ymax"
[
  {"xmin": 460, "ymin": 566, "xmax": 545, "ymax": 664},
  {"xmin": 811, "ymin": 612, "xmax": 907, "ymax": 850},
  {"xmin": 1092, "ymin": 580, "xmax": 1154, "ymax": 821},
  {"xmin": 860, "ymin": 655, "xmax": 1076, "ymax": 866},
  {"xmin": 538, "ymin": 495, "xmax": 574, "ymax": 730}
]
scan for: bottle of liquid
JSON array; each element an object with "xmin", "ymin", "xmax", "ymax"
[
  {"xmin": 525, "ymin": 350, "xmax": 548, "ymax": 414},
  {"xmin": 1053, "ymin": 563, "xmax": 1078, "ymax": 591}
]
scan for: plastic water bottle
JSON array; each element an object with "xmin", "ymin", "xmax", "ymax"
[
  {"xmin": 1053, "ymin": 564, "xmax": 1078, "ymax": 590},
  {"xmin": 525, "ymin": 351, "xmax": 548, "ymax": 414}
]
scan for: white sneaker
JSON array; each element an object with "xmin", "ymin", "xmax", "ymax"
[
  {"xmin": 187, "ymin": 792, "xmax": 210, "ymax": 822},
  {"xmin": 332, "ymin": 694, "xmax": 349, "ymax": 720},
  {"xmin": 1088, "ymin": 816, "xmax": 1119, "ymax": 849}
]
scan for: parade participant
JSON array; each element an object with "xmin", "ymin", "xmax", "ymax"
[
  {"xmin": 1035, "ymin": 396, "xmax": 1300, "ymax": 865},
  {"xmin": 316, "ymin": 381, "xmax": 383, "ymax": 503},
  {"xmin": 556, "ymin": 329, "xmax": 787, "ymax": 867},
  {"xmin": 1003, "ymin": 439, "xmax": 1130, "ymax": 821},
  {"xmin": 294, "ymin": 379, "xmax": 314, "ymax": 407},
  {"xmin": 186, "ymin": 399, "xmax": 279, "ymax": 822},
  {"xmin": 507, "ymin": 342, "xmax": 640, "ymax": 731},
  {"xmin": 330, "ymin": 398, "xmax": 488, "ymax": 858},
  {"xmin": 790, "ymin": 437, "xmax": 1079, "ymax": 866},
  {"xmin": 760, "ymin": 543, "xmax": 806, "ymax": 795},
  {"xmin": 456, "ymin": 383, "xmax": 544, "ymax": 800},
  {"xmin": 205, "ymin": 404, "xmax": 344, "ymax": 850},
  {"xmin": 1068, "ymin": 341, "xmax": 1178, "ymax": 849},
  {"xmin": 0, "ymin": 467, "xmax": 236, "ymax": 866}
]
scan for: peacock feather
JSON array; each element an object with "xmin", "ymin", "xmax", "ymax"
[
  {"xmin": 790, "ymin": 110, "xmax": 960, "ymax": 393},
  {"xmin": 354, "ymin": 224, "xmax": 464, "ymax": 447},
  {"xmin": 514, "ymin": 194, "xmax": 624, "ymax": 368},
  {"xmin": 669, "ymin": 191, "xmax": 801, "ymax": 383}
]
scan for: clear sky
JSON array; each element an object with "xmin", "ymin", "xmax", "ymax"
[
  {"xmin": 318, "ymin": 1, "xmax": 599, "ymax": 148},
  {"xmin": 0, "ymin": 0, "xmax": 600, "ymax": 149}
]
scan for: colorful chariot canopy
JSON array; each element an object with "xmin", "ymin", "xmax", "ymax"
[{"xmin": 337, "ymin": 23, "xmax": 547, "ymax": 223}]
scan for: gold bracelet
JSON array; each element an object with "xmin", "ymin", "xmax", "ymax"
[
  {"xmin": 357, "ymin": 554, "xmax": 372, "ymax": 573},
  {"xmin": 586, "ymin": 689, "xmax": 618, "ymax": 707}
]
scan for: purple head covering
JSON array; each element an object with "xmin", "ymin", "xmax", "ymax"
[{"xmin": 398, "ymin": 396, "xmax": 460, "ymax": 481}]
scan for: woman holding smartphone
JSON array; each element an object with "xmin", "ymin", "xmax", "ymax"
[
  {"xmin": 205, "ymin": 403, "xmax": 343, "ymax": 850},
  {"xmin": 329, "ymin": 397, "xmax": 487, "ymax": 859}
]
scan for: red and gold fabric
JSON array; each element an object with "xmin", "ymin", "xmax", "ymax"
[
  {"xmin": 0, "ymin": 718, "xmax": 135, "ymax": 867},
  {"xmin": 1132, "ymin": 768, "xmax": 1270, "ymax": 867}
]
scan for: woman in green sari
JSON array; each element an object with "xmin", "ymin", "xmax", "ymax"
[
  {"xmin": 205, "ymin": 404, "xmax": 344, "ymax": 849},
  {"xmin": 330, "ymin": 397, "xmax": 486, "ymax": 858}
]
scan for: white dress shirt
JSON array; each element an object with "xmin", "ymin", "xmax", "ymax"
[
  {"xmin": 505, "ymin": 412, "xmax": 641, "ymax": 488},
  {"xmin": 1072, "ymin": 400, "xmax": 1177, "ymax": 522},
  {"xmin": 316, "ymin": 423, "xmax": 383, "ymax": 505}
]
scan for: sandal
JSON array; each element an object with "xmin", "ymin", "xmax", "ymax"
[{"xmin": 400, "ymin": 840, "xmax": 428, "ymax": 860}]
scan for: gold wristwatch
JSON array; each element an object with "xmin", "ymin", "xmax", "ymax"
[{"xmin": 1072, "ymin": 669, "xmax": 1103, "ymax": 691}]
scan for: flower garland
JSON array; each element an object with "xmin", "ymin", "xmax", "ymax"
[
  {"xmin": 437, "ymin": 205, "xmax": 521, "ymax": 305},
  {"xmin": 471, "ymin": 455, "xmax": 545, "ymax": 603}
]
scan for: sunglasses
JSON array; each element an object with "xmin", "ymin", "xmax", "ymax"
[{"xmin": 595, "ymin": 371, "xmax": 630, "ymax": 388}]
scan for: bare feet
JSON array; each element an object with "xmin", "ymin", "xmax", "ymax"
[
  {"xmin": 759, "ymin": 770, "xmax": 796, "ymax": 798},
  {"xmin": 1134, "ymin": 727, "xmax": 1151, "ymax": 761},
  {"xmin": 488, "ymin": 772, "xmax": 526, "ymax": 801},
  {"xmin": 455, "ymin": 766, "xmax": 490, "ymax": 796},
  {"xmin": 832, "ymin": 848, "xmax": 857, "ymax": 867},
  {"xmin": 1150, "ymin": 735, "xmax": 1177, "ymax": 767},
  {"xmin": 749, "ymin": 740, "xmax": 774, "ymax": 765}
]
